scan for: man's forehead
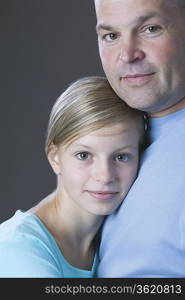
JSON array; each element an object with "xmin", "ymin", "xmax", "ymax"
[
  {"xmin": 94, "ymin": 0, "xmax": 185, "ymax": 34},
  {"xmin": 94, "ymin": 0, "xmax": 183, "ymax": 8},
  {"xmin": 95, "ymin": 0, "xmax": 163, "ymax": 24},
  {"xmin": 94, "ymin": 0, "xmax": 183, "ymax": 19}
]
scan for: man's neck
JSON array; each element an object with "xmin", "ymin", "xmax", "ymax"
[{"xmin": 150, "ymin": 97, "xmax": 185, "ymax": 118}]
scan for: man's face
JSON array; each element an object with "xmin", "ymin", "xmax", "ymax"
[{"xmin": 95, "ymin": 0, "xmax": 185, "ymax": 116}]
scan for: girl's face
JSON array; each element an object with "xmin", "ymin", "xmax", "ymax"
[{"xmin": 48, "ymin": 121, "xmax": 141, "ymax": 217}]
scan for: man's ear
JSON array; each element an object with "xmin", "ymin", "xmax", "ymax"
[{"xmin": 47, "ymin": 143, "xmax": 61, "ymax": 175}]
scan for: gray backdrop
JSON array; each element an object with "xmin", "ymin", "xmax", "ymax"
[{"xmin": 0, "ymin": 0, "xmax": 103, "ymax": 222}]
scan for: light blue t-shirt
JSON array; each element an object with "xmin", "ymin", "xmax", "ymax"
[
  {"xmin": 0, "ymin": 210, "xmax": 98, "ymax": 278},
  {"xmin": 98, "ymin": 108, "xmax": 185, "ymax": 278}
]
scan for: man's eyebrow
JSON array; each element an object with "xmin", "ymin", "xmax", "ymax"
[
  {"xmin": 96, "ymin": 12, "xmax": 160, "ymax": 33},
  {"xmin": 96, "ymin": 24, "xmax": 115, "ymax": 33},
  {"xmin": 136, "ymin": 12, "xmax": 161, "ymax": 24}
]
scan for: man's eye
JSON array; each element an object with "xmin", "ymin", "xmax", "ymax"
[
  {"xmin": 103, "ymin": 33, "xmax": 118, "ymax": 42},
  {"xmin": 114, "ymin": 153, "xmax": 130, "ymax": 163},
  {"xmin": 76, "ymin": 152, "xmax": 90, "ymax": 160},
  {"xmin": 146, "ymin": 25, "xmax": 161, "ymax": 33},
  {"xmin": 142, "ymin": 25, "xmax": 163, "ymax": 35}
]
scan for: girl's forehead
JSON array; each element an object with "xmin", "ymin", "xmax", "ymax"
[{"xmin": 67, "ymin": 122, "xmax": 139, "ymax": 146}]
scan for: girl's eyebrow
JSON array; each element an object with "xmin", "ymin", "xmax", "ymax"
[
  {"xmin": 114, "ymin": 146, "xmax": 138, "ymax": 152},
  {"xmin": 73, "ymin": 144, "xmax": 93, "ymax": 150},
  {"xmin": 72, "ymin": 144, "xmax": 138, "ymax": 152}
]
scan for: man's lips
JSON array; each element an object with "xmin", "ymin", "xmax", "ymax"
[
  {"xmin": 87, "ymin": 191, "xmax": 118, "ymax": 200},
  {"xmin": 124, "ymin": 73, "xmax": 154, "ymax": 78},
  {"xmin": 121, "ymin": 73, "xmax": 155, "ymax": 85}
]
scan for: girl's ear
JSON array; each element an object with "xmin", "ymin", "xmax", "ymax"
[{"xmin": 47, "ymin": 143, "xmax": 61, "ymax": 175}]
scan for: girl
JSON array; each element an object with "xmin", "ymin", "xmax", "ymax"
[{"xmin": 0, "ymin": 76, "xmax": 145, "ymax": 277}]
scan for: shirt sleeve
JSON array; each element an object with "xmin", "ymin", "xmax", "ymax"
[{"xmin": 0, "ymin": 232, "xmax": 63, "ymax": 278}]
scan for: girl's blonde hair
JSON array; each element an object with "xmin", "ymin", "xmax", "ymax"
[{"xmin": 45, "ymin": 76, "xmax": 145, "ymax": 153}]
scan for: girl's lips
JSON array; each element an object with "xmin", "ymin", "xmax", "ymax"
[{"xmin": 87, "ymin": 191, "xmax": 118, "ymax": 200}]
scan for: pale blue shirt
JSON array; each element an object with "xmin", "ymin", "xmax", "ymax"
[
  {"xmin": 0, "ymin": 210, "xmax": 98, "ymax": 278},
  {"xmin": 98, "ymin": 108, "xmax": 185, "ymax": 277}
]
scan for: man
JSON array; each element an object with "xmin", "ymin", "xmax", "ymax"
[{"xmin": 94, "ymin": 0, "xmax": 185, "ymax": 277}]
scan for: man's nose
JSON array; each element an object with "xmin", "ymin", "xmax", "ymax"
[{"xmin": 119, "ymin": 35, "xmax": 145, "ymax": 64}]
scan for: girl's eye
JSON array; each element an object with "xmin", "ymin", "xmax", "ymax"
[
  {"xmin": 114, "ymin": 153, "xmax": 130, "ymax": 162},
  {"xmin": 76, "ymin": 152, "xmax": 90, "ymax": 160}
]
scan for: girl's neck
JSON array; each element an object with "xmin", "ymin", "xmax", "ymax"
[{"xmin": 29, "ymin": 191, "xmax": 103, "ymax": 270}]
